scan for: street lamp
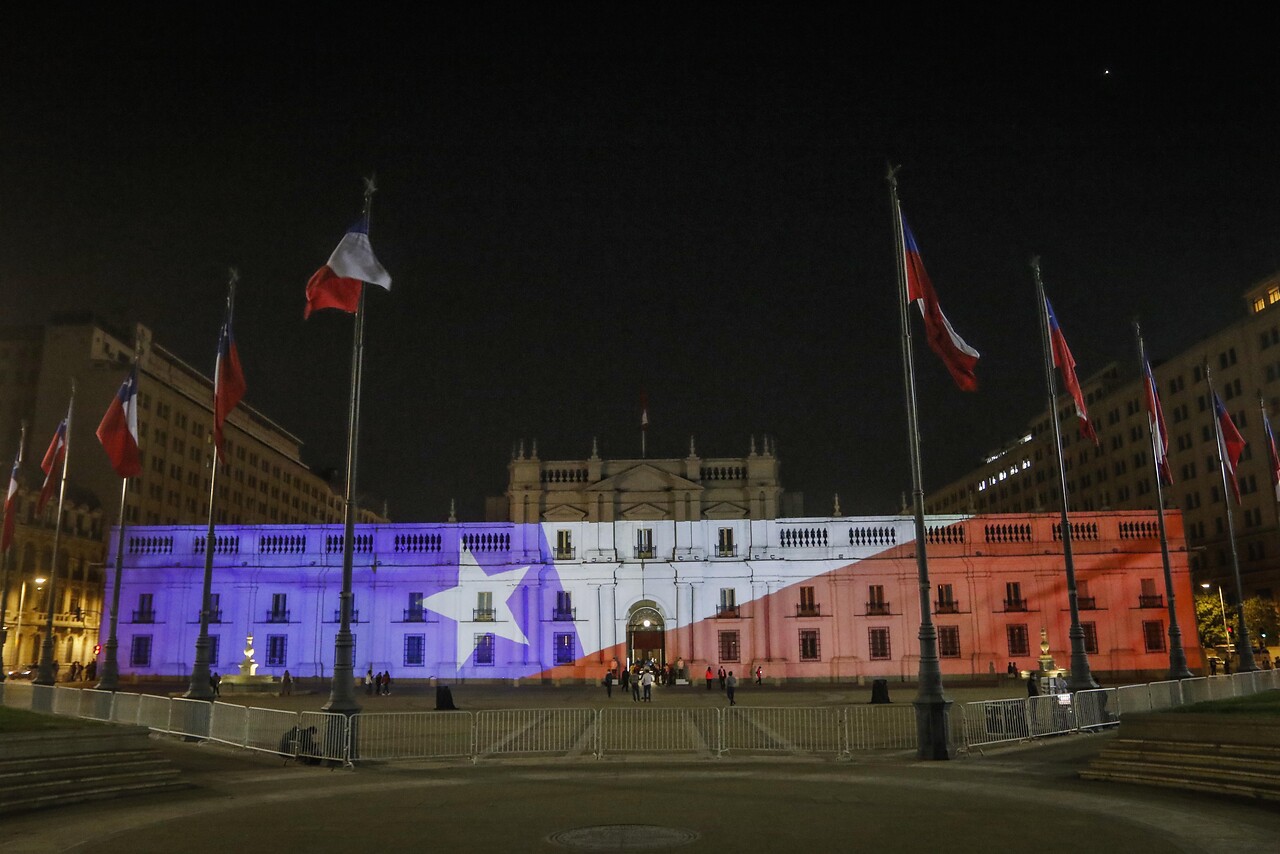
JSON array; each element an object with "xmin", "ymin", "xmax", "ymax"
[
  {"xmin": 1201, "ymin": 582, "xmax": 1231, "ymax": 659},
  {"xmin": 9, "ymin": 576, "xmax": 46, "ymax": 671}
]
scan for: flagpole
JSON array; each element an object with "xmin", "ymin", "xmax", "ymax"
[
  {"xmin": 1032, "ymin": 259, "xmax": 1098, "ymax": 692},
  {"xmin": 1134, "ymin": 321, "xmax": 1192, "ymax": 680},
  {"xmin": 98, "ymin": 349, "xmax": 142, "ymax": 692},
  {"xmin": 1262, "ymin": 396, "xmax": 1280, "ymax": 533},
  {"xmin": 35, "ymin": 384, "xmax": 74, "ymax": 687},
  {"xmin": 887, "ymin": 165, "xmax": 951, "ymax": 760},
  {"xmin": 1206, "ymin": 365, "xmax": 1258, "ymax": 672},
  {"xmin": 186, "ymin": 270, "xmax": 238, "ymax": 700},
  {"xmin": 0, "ymin": 423, "xmax": 25, "ymax": 682},
  {"xmin": 323, "ymin": 177, "xmax": 377, "ymax": 716}
]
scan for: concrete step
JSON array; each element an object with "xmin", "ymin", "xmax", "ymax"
[
  {"xmin": 1080, "ymin": 765, "xmax": 1280, "ymax": 801},
  {"xmin": 0, "ymin": 749, "xmax": 166, "ymax": 779},
  {"xmin": 0, "ymin": 777, "xmax": 190, "ymax": 815},
  {"xmin": 1083, "ymin": 758, "xmax": 1280, "ymax": 792}
]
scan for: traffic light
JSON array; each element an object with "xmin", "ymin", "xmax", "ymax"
[{"xmin": 93, "ymin": 643, "xmax": 101, "ymax": 656}]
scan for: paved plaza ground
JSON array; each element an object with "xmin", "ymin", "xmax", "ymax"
[{"xmin": 3, "ymin": 679, "xmax": 1280, "ymax": 853}]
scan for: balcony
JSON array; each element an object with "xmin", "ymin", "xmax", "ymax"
[
  {"xmin": 933, "ymin": 601, "xmax": 959, "ymax": 615},
  {"xmin": 1077, "ymin": 596, "xmax": 1097, "ymax": 610},
  {"xmin": 1004, "ymin": 598, "xmax": 1028, "ymax": 612},
  {"xmin": 865, "ymin": 601, "xmax": 891, "ymax": 616},
  {"xmin": 635, "ymin": 548, "xmax": 655, "ymax": 560},
  {"xmin": 404, "ymin": 609, "xmax": 426, "ymax": 622},
  {"xmin": 552, "ymin": 607, "xmax": 577, "ymax": 622},
  {"xmin": 131, "ymin": 610, "xmax": 155, "ymax": 623},
  {"xmin": 1138, "ymin": 594, "xmax": 1164, "ymax": 609},
  {"xmin": 554, "ymin": 547, "xmax": 576, "ymax": 560},
  {"xmin": 795, "ymin": 603, "xmax": 821, "ymax": 617},
  {"xmin": 716, "ymin": 546, "xmax": 738, "ymax": 558},
  {"xmin": 265, "ymin": 609, "xmax": 290, "ymax": 623},
  {"xmin": 332, "ymin": 609, "xmax": 360, "ymax": 622},
  {"xmin": 715, "ymin": 604, "xmax": 740, "ymax": 618},
  {"xmin": 194, "ymin": 609, "xmax": 223, "ymax": 623},
  {"xmin": 473, "ymin": 608, "xmax": 496, "ymax": 622}
]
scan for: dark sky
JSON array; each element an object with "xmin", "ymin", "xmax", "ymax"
[{"xmin": 4, "ymin": 8, "xmax": 1280, "ymax": 521}]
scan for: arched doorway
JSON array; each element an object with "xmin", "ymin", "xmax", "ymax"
[{"xmin": 626, "ymin": 600, "xmax": 666, "ymax": 668}]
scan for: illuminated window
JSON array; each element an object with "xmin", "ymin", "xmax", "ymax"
[
  {"xmin": 717, "ymin": 527, "xmax": 736, "ymax": 557},
  {"xmin": 1007, "ymin": 624, "xmax": 1030, "ymax": 657},
  {"xmin": 266, "ymin": 635, "xmax": 287, "ymax": 666},
  {"xmin": 554, "ymin": 632, "xmax": 576, "ymax": 665},
  {"xmin": 475, "ymin": 591, "xmax": 494, "ymax": 621},
  {"xmin": 1270, "ymin": 286, "xmax": 1280, "ymax": 304},
  {"xmin": 1081, "ymin": 622, "xmax": 1098, "ymax": 655}
]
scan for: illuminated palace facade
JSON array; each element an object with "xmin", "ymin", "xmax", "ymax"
[{"xmin": 107, "ymin": 510, "xmax": 1200, "ymax": 683}]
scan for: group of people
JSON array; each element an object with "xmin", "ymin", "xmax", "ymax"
[
  {"xmin": 365, "ymin": 668, "xmax": 393, "ymax": 695},
  {"xmin": 63, "ymin": 660, "xmax": 96, "ymax": 682},
  {"xmin": 602, "ymin": 661, "xmax": 761, "ymax": 706}
]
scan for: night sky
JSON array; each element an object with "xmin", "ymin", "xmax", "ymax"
[{"xmin": 4, "ymin": 9, "xmax": 1279, "ymax": 522}]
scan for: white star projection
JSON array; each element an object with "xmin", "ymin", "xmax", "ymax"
[{"xmin": 421, "ymin": 546, "xmax": 532, "ymax": 670}]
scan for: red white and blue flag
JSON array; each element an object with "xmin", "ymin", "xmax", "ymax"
[
  {"xmin": 1, "ymin": 440, "xmax": 20, "ymax": 554},
  {"xmin": 1214, "ymin": 393, "xmax": 1246, "ymax": 504},
  {"xmin": 37, "ymin": 417, "xmax": 68, "ymax": 515},
  {"xmin": 1142, "ymin": 358, "xmax": 1172, "ymax": 485},
  {"xmin": 900, "ymin": 212, "xmax": 979, "ymax": 391},
  {"xmin": 96, "ymin": 363, "xmax": 142, "ymax": 478},
  {"xmin": 304, "ymin": 221, "xmax": 392, "ymax": 319},
  {"xmin": 1045, "ymin": 298, "xmax": 1098, "ymax": 445},
  {"xmin": 214, "ymin": 302, "xmax": 247, "ymax": 461},
  {"xmin": 1263, "ymin": 406, "xmax": 1280, "ymax": 502}
]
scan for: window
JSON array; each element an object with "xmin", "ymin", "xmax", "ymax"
[
  {"xmin": 1007, "ymin": 624, "xmax": 1030, "ymax": 658},
  {"xmin": 475, "ymin": 591, "xmax": 494, "ymax": 621},
  {"xmin": 938, "ymin": 626, "xmax": 960, "ymax": 658},
  {"xmin": 636, "ymin": 527, "xmax": 654, "ymax": 559},
  {"xmin": 134, "ymin": 593, "xmax": 154, "ymax": 622},
  {"xmin": 717, "ymin": 527, "xmax": 736, "ymax": 557},
  {"xmin": 554, "ymin": 590, "xmax": 574, "ymax": 621},
  {"xmin": 868, "ymin": 627, "xmax": 891, "ymax": 660},
  {"xmin": 718, "ymin": 630, "xmax": 740, "ymax": 662},
  {"xmin": 208, "ymin": 593, "xmax": 222, "ymax": 622},
  {"xmin": 799, "ymin": 629, "xmax": 820, "ymax": 661},
  {"xmin": 935, "ymin": 583, "xmax": 957, "ymax": 614},
  {"xmin": 1004, "ymin": 582, "xmax": 1026, "ymax": 611},
  {"xmin": 406, "ymin": 592, "xmax": 424, "ymax": 621},
  {"xmin": 404, "ymin": 634, "xmax": 425, "ymax": 667},
  {"xmin": 269, "ymin": 593, "xmax": 288, "ymax": 622},
  {"xmin": 867, "ymin": 584, "xmax": 889, "ymax": 615},
  {"xmin": 1081, "ymin": 622, "xmax": 1098, "ymax": 655},
  {"xmin": 130, "ymin": 635, "xmax": 152, "ymax": 667},
  {"xmin": 1139, "ymin": 578, "xmax": 1162, "ymax": 608},
  {"xmin": 555, "ymin": 530, "xmax": 574, "ymax": 560},
  {"xmin": 554, "ymin": 632, "xmax": 576, "ymax": 665},
  {"xmin": 718, "ymin": 588, "xmax": 738, "ymax": 617},
  {"xmin": 1143, "ymin": 620, "xmax": 1166, "ymax": 653},
  {"xmin": 1076, "ymin": 580, "xmax": 1095, "ymax": 610},
  {"xmin": 266, "ymin": 635, "xmax": 287, "ymax": 666},
  {"xmin": 474, "ymin": 633, "xmax": 495, "ymax": 666},
  {"xmin": 797, "ymin": 585, "xmax": 818, "ymax": 616},
  {"xmin": 208, "ymin": 634, "xmax": 220, "ymax": 666}
]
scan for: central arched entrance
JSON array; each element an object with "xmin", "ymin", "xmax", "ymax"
[{"xmin": 626, "ymin": 600, "xmax": 666, "ymax": 668}]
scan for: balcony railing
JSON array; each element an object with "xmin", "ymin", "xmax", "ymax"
[
  {"xmin": 404, "ymin": 609, "xmax": 426, "ymax": 622},
  {"xmin": 132, "ymin": 610, "xmax": 155, "ymax": 623},
  {"xmin": 865, "ymin": 602, "xmax": 891, "ymax": 616},
  {"xmin": 332, "ymin": 610, "xmax": 360, "ymax": 622},
  {"xmin": 1138, "ymin": 594, "xmax": 1164, "ymax": 608},
  {"xmin": 635, "ymin": 548, "xmax": 655, "ymax": 560},
  {"xmin": 195, "ymin": 609, "xmax": 223, "ymax": 623},
  {"xmin": 715, "ymin": 604, "xmax": 740, "ymax": 618},
  {"xmin": 552, "ymin": 607, "xmax": 577, "ymax": 622},
  {"xmin": 716, "ymin": 546, "xmax": 738, "ymax": 558},
  {"xmin": 266, "ymin": 609, "xmax": 290, "ymax": 623},
  {"xmin": 933, "ymin": 601, "xmax": 959, "ymax": 615},
  {"xmin": 554, "ymin": 548, "xmax": 575, "ymax": 560},
  {"xmin": 795, "ymin": 603, "xmax": 821, "ymax": 617},
  {"xmin": 1004, "ymin": 598, "xmax": 1028, "ymax": 612},
  {"xmin": 474, "ymin": 608, "xmax": 496, "ymax": 622},
  {"xmin": 1077, "ymin": 596, "xmax": 1097, "ymax": 610}
]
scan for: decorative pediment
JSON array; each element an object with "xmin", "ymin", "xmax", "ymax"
[
  {"xmin": 589, "ymin": 463, "xmax": 702, "ymax": 495},
  {"xmin": 620, "ymin": 502, "xmax": 668, "ymax": 521},
  {"xmin": 702, "ymin": 501, "xmax": 747, "ymax": 520},
  {"xmin": 542, "ymin": 504, "xmax": 587, "ymax": 522}
]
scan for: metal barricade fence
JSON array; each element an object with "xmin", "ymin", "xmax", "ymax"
[
  {"xmin": 721, "ymin": 706, "xmax": 842, "ymax": 755},
  {"xmin": 170, "ymin": 697, "xmax": 213, "ymax": 739},
  {"xmin": 245, "ymin": 706, "xmax": 303, "ymax": 757},
  {"xmin": 1115, "ymin": 684, "xmax": 1152, "ymax": 715},
  {"xmin": 1180, "ymin": 677, "xmax": 1210, "ymax": 706},
  {"xmin": 475, "ymin": 708, "xmax": 599, "ymax": 759},
  {"xmin": 1073, "ymin": 688, "xmax": 1118, "ymax": 730},
  {"xmin": 30, "ymin": 683, "xmax": 56, "ymax": 713},
  {"xmin": 110, "ymin": 691, "xmax": 142, "ymax": 725},
  {"xmin": 2, "ymin": 680, "xmax": 33, "ymax": 710},
  {"xmin": 1207, "ymin": 675, "xmax": 1235, "ymax": 700},
  {"xmin": 300, "ymin": 711, "xmax": 351, "ymax": 765},
  {"xmin": 79, "ymin": 688, "xmax": 116, "ymax": 721},
  {"xmin": 845, "ymin": 704, "xmax": 918, "ymax": 750},
  {"xmin": 1026, "ymin": 693, "xmax": 1075, "ymax": 737},
  {"xmin": 962, "ymin": 698, "xmax": 1030, "ymax": 748},
  {"xmin": 599, "ymin": 707, "xmax": 720, "ymax": 757},
  {"xmin": 1146, "ymin": 680, "xmax": 1182, "ymax": 710},
  {"xmin": 52, "ymin": 686, "xmax": 81, "ymax": 717},
  {"xmin": 209, "ymin": 701, "xmax": 249, "ymax": 748},
  {"xmin": 350, "ymin": 711, "xmax": 475, "ymax": 761},
  {"xmin": 137, "ymin": 693, "xmax": 173, "ymax": 731}
]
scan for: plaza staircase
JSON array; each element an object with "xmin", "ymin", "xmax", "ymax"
[{"xmin": 0, "ymin": 725, "xmax": 187, "ymax": 815}]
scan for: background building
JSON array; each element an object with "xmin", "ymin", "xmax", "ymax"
[{"xmin": 925, "ymin": 272, "xmax": 1280, "ymax": 599}]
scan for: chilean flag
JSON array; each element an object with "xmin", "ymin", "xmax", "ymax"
[
  {"xmin": 304, "ymin": 222, "xmax": 392, "ymax": 319},
  {"xmin": 37, "ymin": 418, "xmax": 68, "ymax": 515},
  {"xmin": 1, "ymin": 442, "xmax": 19, "ymax": 555},
  {"xmin": 1142, "ymin": 358, "xmax": 1172, "ymax": 485},
  {"xmin": 96, "ymin": 363, "xmax": 142, "ymax": 478},
  {"xmin": 900, "ymin": 213, "xmax": 979, "ymax": 391},
  {"xmin": 1045, "ymin": 298, "xmax": 1098, "ymax": 445},
  {"xmin": 1214, "ymin": 393, "xmax": 1246, "ymax": 504},
  {"xmin": 214, "ymin": 303, "xmax": 247, "ymax": 461},
  {"xmin": 1264, "ymin": 406, "xmax": 1280, "ymax": 502}
]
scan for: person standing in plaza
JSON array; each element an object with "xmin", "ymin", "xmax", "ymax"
[
  {"xmin": 382, "ymin": 670, "xmax": 392, "ymax": 695},
  {"xmin": 366, "ymin": 667, "xmax": 375, "ymax": 695},
  {"xmin": 281, "ymin": 670, "xmax": 293, "ymax": 696},
  {"xmin": 631, "ymin": 671, "xmax": 642, "ymax": 702},
  {"xmin": 603, "ymin": 669, "xmax": 613, "ymax": 698},
  {"xmin": 754, "ymin": 665, "xmax": 763, "ymax": 685},
  {"xmin": 726, "ymin": 671, "xmax": 737, "ymax": 706},
  {"xmin": 705, "ymin": 665, "xmax": 714, "ymax": 690},
  {"xmin": 718, "ymin": 666, "xmax": 726, "ymax": 690},
  {"xmin": 641, "ymin": 668, "xmax": 654, "ymax": 702}
]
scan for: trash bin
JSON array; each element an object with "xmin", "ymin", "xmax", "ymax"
[{"xmin": 870, "ymin": 679, "xmax": 891, "ymax": 704}]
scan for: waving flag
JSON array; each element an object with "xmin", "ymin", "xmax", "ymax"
[
  {"xmin": 1, "ymin": 440, "xmax": 20, "ymax": 554},
  {"xmin": 900, "ymin": 212, "xmax": 979, "ymax": 391},
  {"xmin": 96, "ymin": 363, "xmax": 142, "ymax": 478},
  {"xmin": 1214, "ymin": 393, "xmax": 1246, "ymax": 504},
  {"xmin": 304, "ymin": 222, "xmax": 392, "ymax": 318},
  {"xmin": 1142, "ymin": 358, "xmax": 1172, "ymax": 485},
  {"xmin": 214, "ymin": 302, "xmax": 247, "ymax": 461},
  {"xmin": 1045, "ymin": 298, "xmax": 1098, "ymax": 445},
  {"xmin": 1264, "ymin": 406, "xmax": 1280, "ymax": 502},
  {"xmin": 37, "ymin": 417, "xmax": 68, "ymax": 515}
]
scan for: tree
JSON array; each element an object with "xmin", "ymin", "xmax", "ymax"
[{"xmin": 1194, "ymin": 592, "xmax": 1279, "ymax": 650}]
